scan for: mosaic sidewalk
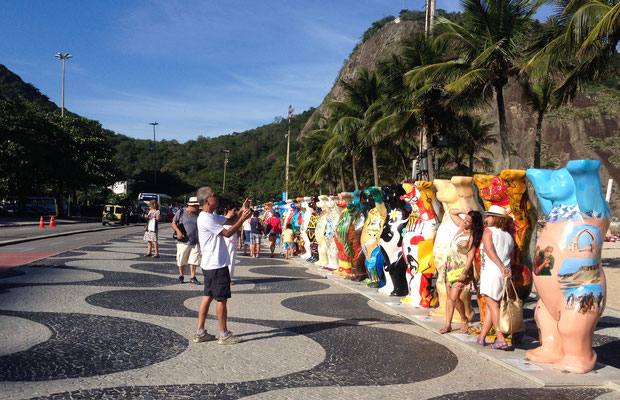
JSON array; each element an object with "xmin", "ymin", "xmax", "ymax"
[{"xmin": 0, "ymin": 229, "xmax": 617, "ymax": 399}]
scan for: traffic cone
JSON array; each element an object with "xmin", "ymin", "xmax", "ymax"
[
  {"xmin": 49, "ymin": 216, "xmax": 56, "ymax": 228},
  {"xmin": 39, "ymin": 216, "xmax": 45, "ymax": 228}
]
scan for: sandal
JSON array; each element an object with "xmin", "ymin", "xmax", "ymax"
[
  {"xmin": 439, "ymin": 327, "xmax": 452, "ymax": 334},
  {"xmin": 459, "ymin": 320, "xmax": 470, "ymax": 334},
  {"xmin": 489, "ymin": 340, "xmax": 510, "ymax": 350},
  {"xmin": 476, "ymin": 338, "xmax": 486, "ymax": 346},
  {"xmin": 152, "ymin": 255, "xmax": 160, "ymax": 258},
  {"xmin": 143, "ymin": 253, "xmax": 152, "ymax": 257}
]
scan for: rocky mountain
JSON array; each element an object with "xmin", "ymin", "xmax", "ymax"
[{"xmin": 301, "ymin": 17, "xmax": 619, "ymax": 216}]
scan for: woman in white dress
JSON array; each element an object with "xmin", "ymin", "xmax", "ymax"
[{"xmin": 477, "ymin": 205, "xmax": 514, "ymax": 349}]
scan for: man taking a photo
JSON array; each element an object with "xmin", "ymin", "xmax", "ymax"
[{"xmin": 193, "ymin": 186, "xmax": 252, "ymax": 345}]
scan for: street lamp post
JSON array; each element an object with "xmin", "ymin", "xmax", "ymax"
[
  {"xmin": 149, "ymin": 122, "xmax": 159, "ymax": 185},
  {"xmin": 55, "ymin": 53, "xmax": 72, "ymax": 118},
  {"xmin": 284, "ymin": 105, "xmax": 294, "ymax": 200},
  {"xmin": 222, "ymin": 150, "xmax": 230, "ymax": 192}
]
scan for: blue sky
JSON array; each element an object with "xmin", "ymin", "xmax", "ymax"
[{"xmin": 2, "ymin": 1, "xmax": 554, "ymax": 142}]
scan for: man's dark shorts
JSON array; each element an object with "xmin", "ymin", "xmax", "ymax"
[{"xmin": 203, "ymin": 267, "xmax": 231, "ymax": 300}]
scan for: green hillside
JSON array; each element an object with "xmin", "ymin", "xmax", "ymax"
[{"xmin": 0, "ymin": 62, "xmax": 313, "ymax": 208}]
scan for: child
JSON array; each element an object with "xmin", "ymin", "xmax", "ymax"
[{"xmin": 282, "ymin": 223, "xmax": 295, "ymax": 259}]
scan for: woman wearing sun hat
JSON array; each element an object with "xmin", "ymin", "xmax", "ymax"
[{"xmin": 477, "ymin": 205, "xmax": 515, "ymax": 349}]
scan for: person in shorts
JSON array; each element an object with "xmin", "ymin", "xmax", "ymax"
[
  {"xmin": 266, "ymin": 212, "xmax": 282, "ymax": 257},
  {"xmin": 194, "ymin": 186, "xmax": 252, "ymax": 345},
  {"xmin": 241, "ymin": 217, "xmax": 251, "ymax": 256},
  {"xmin": 249, "ymin": 211, "xmax": 263, "ymax": 258},
  {"xmin": 282, "ymin": 223, "xmax": 295, "ymax": 259},
  {"xmin": 172, "ymin": 196, "xmax": 201, "ymax": 284}
]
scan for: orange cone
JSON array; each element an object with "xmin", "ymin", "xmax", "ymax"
[
  {"xmin": 49, "ymin": 216, "xmax": 56, "ymax": 228},
  {"xmin": 39, "ymin": 216, "xmax": 45, "ymax": 228}
]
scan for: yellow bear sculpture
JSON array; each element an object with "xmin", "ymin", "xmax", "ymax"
[{"xmin": 430, "ymin": 177, "xmax": 479, "ymax": 323}]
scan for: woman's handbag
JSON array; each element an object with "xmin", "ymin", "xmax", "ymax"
[
  {"xmin": 498, "ymin": 277, "xmax": 525, "ymax": 334},
  {"xmin": 446, "ymin": 267, "xmax": 466, "ymax": 283}
]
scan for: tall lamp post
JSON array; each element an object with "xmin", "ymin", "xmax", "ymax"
[
  {"xmin": 149, "ymin": 122, "xmax": 159, "ymax": 185},
  {"xmin": 222, "ymin": 150, "xmax": 230, "ymax": 192},
  {"xmin": 284, "ymin": 105, "xmax": 294, "ymax": 200},
  {"xmin": 55, "ymin": 53, "xmax": 72, "ymax": 118}
]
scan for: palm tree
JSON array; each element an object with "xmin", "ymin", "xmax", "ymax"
[
  {"xmin": 527, "ymin": 0, "xmax": 619, "ymax": 102},
  {"xmin": 408, "ymin": 0, "xmax": 545, "ymax": 170},
  {"xmin": 325, "ymin": 69, "xmax": 384, "ymax": 188},
  {"xmin": 520, "ymin": 77, "xmax": 556, "ymax": 167}
]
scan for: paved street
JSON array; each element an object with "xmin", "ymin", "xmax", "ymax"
[{"xmin": 0, "ymin": 226, "xmax": 618, "ymax": 399}]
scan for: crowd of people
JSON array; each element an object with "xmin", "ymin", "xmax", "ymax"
[{"xmin": 142, "ymin": 187, "xmax": 517, "ymax": 351}]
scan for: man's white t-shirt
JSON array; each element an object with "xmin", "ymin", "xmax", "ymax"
[
  {"xmin": 243, "ymin": 218, "xmax": 251, "ymax": 231},
  {"xmin": 198, "ymin": 211, "xmax": 230, "ymax": 270}
]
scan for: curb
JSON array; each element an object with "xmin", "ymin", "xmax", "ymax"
[
  {"xmin": 290, "ymin": 256, "xmax": 619, "ymax": 390},
  {"xmin": 0, "ymin": 225, "xmax": 141, "ymax": 247}
]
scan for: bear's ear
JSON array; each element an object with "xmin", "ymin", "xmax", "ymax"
[
  {"xmin": 566, "ymin": 160, "xmax": 610, "ymax": 216},
  {"xmin": 526, "ymin": 168, "xmax": 554, "ymax": 215}
]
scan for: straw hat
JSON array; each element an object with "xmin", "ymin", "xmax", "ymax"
[
  {"xmin": 484, "ymin": 205, "xmax": 510, "ymax": 218},
  {"xmin": 187, "ymin": 196, "xmax": 200, "ymax": 206}
]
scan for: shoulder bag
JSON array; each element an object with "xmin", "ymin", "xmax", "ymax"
[
  {"xmin": 498, "ymin": 277, "xmax": 525, "ymax": 334},
  {"xmin": 172, "ymin": 208, "xmax": 188, "ymax": 241}
]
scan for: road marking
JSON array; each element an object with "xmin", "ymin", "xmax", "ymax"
[
  {"xmin": 18, "ymin": 248, "xmax": 35, "ymax": 252},
  {"xmin": 49, "ymin": 242, "xmax": 64, "ymax": 245},
  {"xmin": 74, "ymin": 237, "xmax": 85, "ymax": 241}
]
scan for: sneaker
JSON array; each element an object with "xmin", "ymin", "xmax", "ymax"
[
  {"xmin": 218, "ymin": 332, "xmax": 243, "ymax": 345},
  {"xmin": 193, "ymin": 332, "xmax": 216, "ymax": 343},
  {"xmin": 177, "ymin": 276, "xmax": 184, "ymax": 284},
  {"xmin": 189, "ymin": 277, "xmax": 200, "ymax": 285}
]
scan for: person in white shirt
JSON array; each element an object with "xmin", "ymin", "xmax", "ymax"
[{"xmin": 193, "ymin": 187, "xmax": 251, "ymax": 345}]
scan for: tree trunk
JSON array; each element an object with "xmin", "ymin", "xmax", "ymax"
[
  {"xmin": 53, "ymin": 188, "xmax": 66, "ymax": 218},
  {"xmin": 371, "ymin": 144, "xmax": 379, "ymax": 187},
  {"xmin": 534, "ymin": 112, "xmax": 544, "ymax": 168},
  {"xmin": 339, "ymin": 164, "xmax": 345, "ymax": 192},
  {"xmin": 351, "ymin": 151, "xmax": 359, "ymax": 191},
  {"xmin": 495, "ymin": 85, "xmax": 511, "ymax": 171}
]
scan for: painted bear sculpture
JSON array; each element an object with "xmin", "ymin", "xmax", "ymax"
[
  {"xmin": 359, "ymin": 187, "xmax": 387, "ymax": 288},
  {"xmin": 400, "ymin": 181, "xmax": 440, "ymax": 308},
  {"xmin": 429, "ymin": 177, "xmax": 477, "ymax": 323},
  {"xmin": 345, "ymin": 191, "xmax": 368, "ymax": 281},
  {"xmin": 300, "ymin": 197, "xmax": 315, "ymax": 260},
  {"xmin": 314, "ymin": 195, "xmax": 330, "ymax": 267},
  {"xmin": 474, "ymin": 170, "xmax": 535, "ymax": 301},
  {"xmin": 526, "ymin": 160, "xmax": 610, "ymax": 374},
  {"xmin": 378, "ymin": 184, "xmax": 410, "ymax": 297},
  {"xmin": 324, "ymin": 195, "xmax": 342, "ymax": 271}
]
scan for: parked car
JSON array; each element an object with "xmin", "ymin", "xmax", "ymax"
[{"xmin": 102, "ymin": 205, "xmax": 131, "ymax": 226}]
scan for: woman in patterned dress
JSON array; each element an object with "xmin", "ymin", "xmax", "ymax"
[
  {"xmin": 143, "ymin": 200, "xmax": 161, "ymax": 258},
  {"xmin": 440, "ymin": 209, "xmax": 484, "ymax": 334}
]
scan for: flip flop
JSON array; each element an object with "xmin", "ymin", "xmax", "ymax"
[
  {"xmin": 439, "ymin": 327, "xmax": 452, "ymax": 334},
  {"xmin": 476, "ymin": 338, "xmax": 486, "ymax": 346},
  {"xmin": 152, "ymin": 255, "xmax": 160, "ymax": 258}
]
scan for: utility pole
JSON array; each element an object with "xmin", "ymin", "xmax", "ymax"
[
  {"xmin": 222, "ymin": 150, "xmax": 230, "ymax": 192},
  {"xmin": 285, "ymin": 105, "xmax": 294, "ymax": 200},
  {"xmin": 419, "ymin": 0, "xmax": 436, "ymax": 181},
  {"xmin": 55, "ymin": 53, "xmax": 72, "ymax": 118},
  {"xmin": 149, "ymin": 122, "xmax": 159, "ymax": 185}
]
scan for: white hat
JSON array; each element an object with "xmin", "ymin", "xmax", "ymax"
[
  {"xmin": 485, "ymin": 205, "xmax": 510, "ymax": 218},
  {"xmin": 187, "ymin": 196, "xmax": 200, "ymax": 206}
]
